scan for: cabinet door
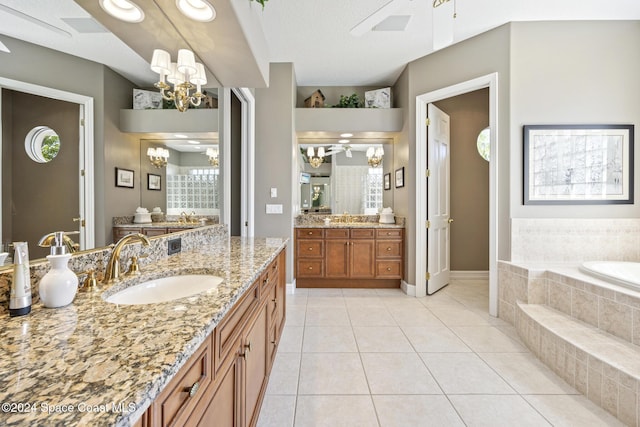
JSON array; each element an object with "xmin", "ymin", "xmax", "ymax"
[
  {"xmin": 194, "ymin": 355, "xmax": 240, "ymax": 427},
  {"xmin": 243, "ymin": 304, "xmax": 268, "ymax": 427},
  {"xmin": 350, "ymin": 240, "xmax": 376, "ymax": 278},
  {"xmin": 325, "ymin": 239, "xmax": 349, "ymax": 278}
]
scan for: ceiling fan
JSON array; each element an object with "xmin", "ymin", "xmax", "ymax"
[{"xmin": 350, "ymin": 0, "xmax": 415, "ymax": 37}]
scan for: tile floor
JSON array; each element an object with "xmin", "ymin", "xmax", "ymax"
[{"xmin": 257, "ymin": 280, "xmax": 624, "ymax": 426}]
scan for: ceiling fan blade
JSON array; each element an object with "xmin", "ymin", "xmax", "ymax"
[{"xmin": 350, "ymin": 0, "xmax": 405, "ymax": 37}]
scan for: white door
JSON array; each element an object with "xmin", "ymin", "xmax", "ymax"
[{"xmin": 427, "ymin": 103, "xmax": 452, "ymax": 294}]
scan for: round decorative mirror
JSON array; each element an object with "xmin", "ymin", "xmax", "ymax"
[
  {"xmin": 25, "ymin": 126, "xmax": 61, "ymax": 163},
  {"xmin": 476, "ymin": 127, "xmax": 490, "ymax": 161}
]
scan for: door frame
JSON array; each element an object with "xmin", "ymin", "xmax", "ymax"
[
  {"xmin": 221, "ymin": 88, "xmax": 255, "ymax": 237},
  {"xmin": 415, "ymin": 72, "xmax": 498, "ymax": 316},
  {"xmin": 0, "ymin": 77, "xmax": 94, "ymax": 250}
]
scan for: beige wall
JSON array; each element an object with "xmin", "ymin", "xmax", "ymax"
[
  {"xmin": 434, "ymin": 89, "xmax": 489, "ymax": 271},
  {"xmin": 255, "ymin": 63, "xmax": 296, "ymax": 282},
  {"xmin": 395, "ymin": 24, "xmax": 511, "ymax": 285},
  {"xmin": 510, "ymin": 21, "xmax": 640, "ymax": 220}
]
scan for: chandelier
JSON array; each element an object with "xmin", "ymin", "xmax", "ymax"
[
  {"xmin": 206, "ymin": 148, "xmax": 219, "ymax": 167},
  {"xmin": 147, "ymin": 147, "xmax": 169, "ymax": 168},
  {"xmin": 366, "ymin": 146, "xmax": 384, "ymax": 167},
  {"xmin": 150, "ymin": 48, "xmax": 207, "ymax": 112},
  {"xmin": 307, "ymin": 146, "xmax": 325, "ymax": 168}
]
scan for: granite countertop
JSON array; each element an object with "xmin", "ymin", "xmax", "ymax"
[
  {"xmin": 295, "ymin": 222, "xmax": 404, "ymax": 229},
  {"xmin": 0, "ymin": 237, "xmax": 287, "ymax": 427},
  {"xmin": 113, "ymin": 222, "xmax": 203, "ymax": 229}
]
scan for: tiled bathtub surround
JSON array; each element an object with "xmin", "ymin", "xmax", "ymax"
[
  {"xmin": 0, "ymin": 225, "xmax": 228, "ymax": 316},
  {"xmin": 499, "ymin": 261, "xmax": 640, "ymax": 425},
  {"xmin": 511, "ymin": 218, "xmax": 640, "ymax": 263}
]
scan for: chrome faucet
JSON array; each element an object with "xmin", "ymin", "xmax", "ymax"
[{"xmin": 103, "ymin": 233, "xmax": 150, "ymax": 284}]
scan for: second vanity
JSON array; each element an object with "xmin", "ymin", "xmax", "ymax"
[
  {"xmin": 295, "ymin": 217, "xmax": 404, "ymax": 288},
  {"xmin": 0, "ymin": 227, "xmax": 287, "ymax": 427}
]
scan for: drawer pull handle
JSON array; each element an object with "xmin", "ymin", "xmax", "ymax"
[
  {"xmin": 263, "ymin": 278, "xmax": 268, "ymax": 285},
  {"xmin": 308, "ymin": 247, "xmax": 313, "ymax": 251},
  {"xmin": 387, "ymin": 267, "xmax": 392, "ymax": 272},
  {"xmin": 308, "ymin": 266, "xmax": 313, "ymax": 270},
  {"xmin": 386, "ymin": 247, "xmax": 392, "ymax": 251},
  {"xmin": 308, "ymin": 231, "xmax": 313, "ymax": 235},
  {"xmin": 271, "ymin": 340, "xmax": 277, "ymax": 345},
  {"xmin": 272, "ymin": 298, "xmax": 277, "ymax": 307},
  {"xmin": 188, "ymin": 381, "xmax": 200, "ymax": 398},
  {"xmin": 245, "ymin": 341, "xmax": 252, "ymax": 352}
]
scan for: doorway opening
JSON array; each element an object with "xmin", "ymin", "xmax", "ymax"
[
  {"xmin": 0, "ymin": 77, "xmax": 94, "ymax": 255},
  {"xmin": 415, "ymin": 73, "xmax": 499, "ymax": 316}
]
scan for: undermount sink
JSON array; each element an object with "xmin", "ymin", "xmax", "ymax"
[{"xmin": 105, "ymin": 275, "xmax": 224, "ymax": 305}]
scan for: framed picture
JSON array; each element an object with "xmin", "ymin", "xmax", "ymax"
[
  {"xmin": 148, "ymin": 173, "xmax": 161, "ymax": 191},
  {"xmin": 384, "ymin": 173, "xmax": 391, "ymax": 190},
  {"xmin": 395, "ymin": 167, "xmax": 405, "ymax": 188},
  {"xmin": 523, "ymin": 124, "xmax": 634, "ymax": 205},
  {"xmin": 115, "ymin": 167, "xmax": 134, "ymax": 188}
]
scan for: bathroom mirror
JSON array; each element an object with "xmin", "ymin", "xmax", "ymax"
[
  {"xmin": 298, "ymin": 142, "xmax": 392, "ymax": 215},
  {"xmin": 140, "ymin": 139, "xmax": 220, "ymax": 220}
]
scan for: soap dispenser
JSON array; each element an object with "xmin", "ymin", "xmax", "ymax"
[{"xmin": 38, "ymin": 231, "xmax": 79, "ymax": 308}]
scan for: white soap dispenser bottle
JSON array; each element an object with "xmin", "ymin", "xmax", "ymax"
[{"xmin": 38, "ymin": 231, "xmax": 78, "ymax": 308}]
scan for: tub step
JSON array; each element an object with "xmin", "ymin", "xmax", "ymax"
[{"xmin": 516, "ymin": 302, "xmax": 640, "ymax": 426}]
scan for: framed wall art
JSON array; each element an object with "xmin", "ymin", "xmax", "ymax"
[
  {"xmin": 148, "ymin": 173, "xmax": 161, "ymax": 191},
  {"xmin": 523, "ymin": 124, "xmax": 634, "ymax": 204},
  {"xmin": 395, "ymin": 167, "xmax": 405, "ymax": 188},
  {"xmin": 384, "ymin": 173, "xmax": 391, "ymax": 190},
  {"xmin": 115, "ymin": 167, "xmax": 134, "ymax": 188}
]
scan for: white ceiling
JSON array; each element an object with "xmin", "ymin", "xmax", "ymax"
[{"xmin": 0, "ymin": 0, "xmax": 639, "ymax": 87}]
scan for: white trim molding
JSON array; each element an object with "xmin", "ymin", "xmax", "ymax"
[{"xmin": 451, "ymin": 270, "xmax": 490, "ymax": 280}]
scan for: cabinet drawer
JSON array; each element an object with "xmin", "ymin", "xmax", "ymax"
[
  {"xmin": 376, "ymin": 228, "xmax": 403, "ymax": 239},
  {"xmin": 296, "ymin": 240, "xmax": 324, "ymax": 258},
  {"xmin": 214, "ymin": 281, "xmax": 259, "ymax": 372},
  {"xmin": 296, "ymin": 260, "xmax": 324, "ymax": 277},
  {"xmin": 376, "ymin": 260, "xmax": 402, "ymax": 278},
  {"xmin": 153, "ymin": 336, "xmax": 213, "ymax": 427},
  {"xmin": 260, "ymin": 258, "xmax": 279, "ymax": 294},
  {"xmin": 296, "ymin": 228, "xmax": 324, "ymax": 239},
  {"xmin": 325, "ymin": 229, "xmax": 349, "ymax": 239},
  {"xmin": 376, "ymin": 241, "xmax": 402, "ymax": 258},
  {"xmin": 350, "ymin": 228, "xmax": 375, "ymax": 239},
  {"xmin": 143, "ymin": 227, "xmax": 168, "ymax": 237}
]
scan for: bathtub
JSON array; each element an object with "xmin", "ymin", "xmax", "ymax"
[{"xmin": 580, "ymin": 261, "xmax": 640, "ymax": 290}]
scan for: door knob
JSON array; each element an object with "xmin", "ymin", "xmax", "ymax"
[
  {"xmin": 73, "ymin": 217, "xmax": 85, "ymax": 227},
  {"xmin": 448, "ymin": 218, "xmax": 454, "ymax": 224}
]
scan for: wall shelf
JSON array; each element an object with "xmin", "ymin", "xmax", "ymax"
[
  {"xmin": 119, "ymin": 109, "xmax": 219, "ymax": 134},
  {"xmin": 295, "ymin": 108, "xmax": 403, "ymax": 136}
]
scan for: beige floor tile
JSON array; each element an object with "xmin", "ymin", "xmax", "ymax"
[
  {"xmin": 341, "ymin": 288, "xmax": 380, "ymax": 297},
  {"xmin": 257, "ymin": 395, "xmax": 296, "ymax": 427},
  {"xmin": 288, "ymin": 288, "xmax": 309, "ymax": 296},
  {"xmin": 387, "ymin": 306, "xmax": 445, "ymax": 326},
  {"xmin": 307, "ymin": 288, "xmax": 344, "ymax": 297},
  {"xmin": 344, "ymin": 296, "xmax": 387, "ymax": 308},
  {"xmin": 373, "ymin": 395, "xmax": 464, "ymax": 427},
  {"xmin": 286, "ymin": 293, "xmax": 308, "ymax": 306},
  {"xmin": 284, "ymin": 305, "xmax": 306, "ymax": 326},
  {"xmin": 353, "ymin": 326, "xmax": 414, "ymax": 352},
  {"xmin": 523, "ymin": 394, "xmax": 626, "ymax": 427},
  {"xmin": 417, "ymin": 293, "xmax": 465, "ymax": 308},
  {"xmin": 420, "ymin": 353, "xmax": 515, "ymax": 394},
  {"xmin": 361, "ymin": 353, "xmax": 442, "ymax": 394},
  {"xmin": 450, "ymin": 326, "xmax": 527, "ymax": 353},
  {"xmin": 266, "ymin": 352, "xmax": 300, "ymax": 395},
  {"xmin": 295, "ymin": 395, "xmax": 378, "ymax": 427},
  {"xmin": 480, "ymin": 352, "xmax": 579, "ymax": 394},
  {"xmin": 401, "ymin": 326, "xmax": 471, "ymax": 353},
  {"xmin": 305, "ymin": 306, "xmax": 350, "ymax": 326},
  {"xmin": 347, "ymin": 306, "xmax": 396, "ymax": 326},
  {"xmin": 375, "ymin": 288, "xmax": 408, "ymax": 297},
  {"xmin": 278, "ymin": 326, "xmax": 304, "ymax": 353},
  {"xmin": 302, "ymin": 326, "xmax": 357, "ymax": 352},
  {"xmin": 298, "ymin": 353, "xmax": 369, "ymax": 395},
  {"xmin": 306, "ymin": 296, "xmax": 346, "ymax": 307},
  {"xmin": 449, "ymin": 395, "xmax": 551, "ymax": 427},
  {"xmin": 429, "ymin": 306, "xmax": 493, "ymax": 326}
]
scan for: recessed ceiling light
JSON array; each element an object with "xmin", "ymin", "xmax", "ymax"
[
  {"xmin": 340, "ymin": 133, "xmax": 353, "ymax": 138},
  {"xmin": 187, "ymin": 140, "xmax": 200, "ymax": 144},
  {"xmin": 176, "ymin": 0, "xmax": 216, "ymax": 22},
  {"xmin": 99, "ymin": 0, "xmax": 144, "ymax": 23},
  {"xmin": 338, "ymin": 139, "xmax": 350, "ymax": 144},
  {"xmin": 174, "ymin": 134, "xmax": 188, "ymax": 138}
]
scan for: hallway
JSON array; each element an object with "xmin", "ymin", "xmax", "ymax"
[{"xmin": 257, "ymin": 280, "xmax": 622, "ymax": 426}]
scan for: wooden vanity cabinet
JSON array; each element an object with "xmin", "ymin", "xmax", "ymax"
[
  {"xmin": 296, "ymin": 227, "xmax": 403, "ymax": 288},
  {"xmin": 138, "ymin": 248, "xmax": 286, "ymax": 427}
]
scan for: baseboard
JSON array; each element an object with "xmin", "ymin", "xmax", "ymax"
[
  {"xmin": 287, "ymin": 279, "xmax": 296, "ymax": 293},
  {"xmin": 401, "ymin": 280, "xmax": 416, "ymax": 296},
  {"xmin": 451, "ymin": 270, "xmax": 489, "ymax": 280}
]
